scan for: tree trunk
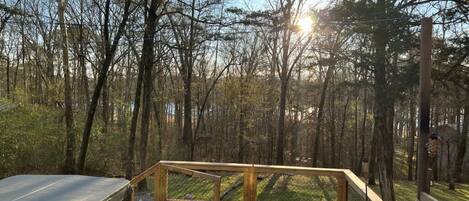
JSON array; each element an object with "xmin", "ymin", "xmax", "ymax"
[
  {"xmin": 432, "ymin": 106, "xmax": 439, "ymax": 181},
  {"xmin": 374, "ymin": 0, "xmax": 394, "ymax": 200},
  {"xmin": 358, "ymin": 88, "xmax": 368, "ymax": 175},
  {"xmin": 338, "ymin": 95, "xmax": 350, "ymax": 167},
  {"xmin": 267, "ymin": 28, "xmax": 278, "ymax": 165},
  {"xmin": 329, "ymin": 86, "xmax": 337, "ymax": 167},
  {"xmin": 407, "ymin": 93, "xmax": 417, "ymax": 181},
  {"xmin": 368, "ymin": 119, "xmax": 378, "ymax": 185},
  {"xmin": 417, "ymin": 18, "xmax": 432, "ymax": 198},
  {"xmin": 182, "ymin": 75, "xmax": 193, "ymax": 160},
  {"xmin": 152, "ymin": 100, "xmax": 163, "ymax": 160},
  {"xmin": 79, "ymin": 0, "xmax": 89, "ymax": 109},
  {"xmin": 354, "ymin": 93, "xmax": 359, "ymax": 173},
  {"xmin": 102, "ymin": 80, "xmax": 109, "ymax": 134},
  {"xmin": 6, "ymin": 56, "xmax": 10, "ymax": 98},
  {"xmin": 77, "ymin": 0, "xmax": 132, "ymax": 174},
  {"xmin": 125, "ymin": 61, "xmax": 144, "ymax": 179},
  {"xmin": 276, "ymin": 80, "xmax": 288, "ymax": 164},
  {"xmin": 453, "ymin": 90, "xmax": 469, "ymax": 182},
  {"xmin": 313, "ymin": 57, "xmax": 335, "ymax": 167},
  {"xmin": 139, "ymin": 0, "xmax": 159, "ymax": 171},
  {"xmin": 59, "ymin": 0, "xmax": 75, "ymax": 174},
  {"xmin": 175, "ymin": 0, "xmax": 197, "ymax": 161},
  {"xmin": 291, "ymin": 66, "xmax": 302, "ymax": 165},
  {"xmin": 13, "ymin": 48, "xmax": 19, "ymax": 97},
  {"xmin": 238, "ymin": 76, "xmax": 246, "ymax": 163}
]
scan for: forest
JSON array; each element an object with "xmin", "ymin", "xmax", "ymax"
[{"xmin": 0, "ymin": 0, "xmax": 468, "ymax": 201}]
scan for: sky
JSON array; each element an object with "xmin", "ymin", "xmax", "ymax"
[{"xmin": 229, "ymin": 0, "xmax": 331, "ymax": 12}]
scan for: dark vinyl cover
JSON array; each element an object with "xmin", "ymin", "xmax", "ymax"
[{"xmin": 0, "ymin": 175, "xmax": 129, "ymax": 201}]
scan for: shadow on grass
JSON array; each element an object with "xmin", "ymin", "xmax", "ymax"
[
  {"xmin": 257, "ymin": 175, "xmax": 336, "ymax": 201},
  {"xmin": 258, "ymin": 174, "xmax": 280, "ymax": 199},
  {"xmin": 221, "ymin": 176, "xmax": 244, "ymax": 201}
]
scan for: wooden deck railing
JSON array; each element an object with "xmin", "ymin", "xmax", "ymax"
[{"xmin": 129, "ymin": 161, "xmax": 382, "ymax": 201}]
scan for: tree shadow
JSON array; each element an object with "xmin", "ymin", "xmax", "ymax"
[
  {"xmin": 278, "ymin": 175, "xmax": 292, "ymax": 191},
  {"xmin": 258, "ymin": 174, "xmax": 280, "ymax": 199}
]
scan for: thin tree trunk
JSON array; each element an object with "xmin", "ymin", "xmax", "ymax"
[
  {"xmin": 267, "ymin": 28, "xmax": 278, "ymax": 165},
  {"xmin": 78, "ymin": 0, "xmax": 132, "ymax": 174},
  {"xmin": 139, "ymin": 0, "xmax": 159, "ymax": 171},
  {"xmin": 6, "ymin": 56, "xmax": 10, "ymax": 98},
  {"xmin": 313, "ymin": 58, "xmax": 335, "ymax": 167},
  {"xmin": 276, "ymin": 2, "xmax": 295, "ymax": 165},
  {"xmin": 13, "ymin": 48, "xmax": 19, "ymax": 97},
  {"xmin": 329, "ymin": 86, "xmax": 337, "ymax": 167},
  {"xmin": 174, "ymin": 0, "xmax": 197, "ymax": 161},
  {"xmin": 79, "ymin": 0, "xmax": 89, "ymax": 109},
  {"xmin": 453, "ymin": 90, "xmax": 469, "ymax": 182},
  {"xmin": 291, "ymin": 66, "xmax": 302, "ymax": 165},
  {"xmin": 338, "ymin": 95, "xmax": 350, "ymax": 167},
  {"xmin": 182, "ymin": 76, "xmax": 193, "ymax": 160},
  {"xmin": 276, "ymin": 80, "xmax": 288, "ymax": 164},
  {"xmin": 353, "ymin": 93, "xmax": 359, "ymax": 173},
  {"xmin": 152, "ymin": 100, "xmax": 163, "ymax": 160},
  {"xmin": 358, "ymin": 88, "xmax": 367, "ymax": 175},
  {"xmin": 368, "ymin": 118, "xmax": 378, "ymax": 185},
  {"xmin": 433, "ymin": 105, "xmax": 439, "ymax": 181},
  {"xmin": 21, "ymin": 6, "xmax": 26, "ymax": 90},
  {"xmin": 59, "ymin": 0, "xmax": 75, "ymax": 174},
  {"xmin": 408, "ymin": 92, "xmax": 416, "ymax": 181},
  {"xmin": 238, "ymin": 74, "xmax": 246, "ymax": 163},
  {"xmin": 102, "ymin": 80, "xmax": 109, "ymax": 134},
  {"xmin": 125, "ymin": 61, "xmax": 144, "ymax": 179}
]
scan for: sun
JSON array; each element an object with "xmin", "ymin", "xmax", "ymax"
[{"xmin": 297, "ymin": 17, "xmax": 313, "ymax": 33}]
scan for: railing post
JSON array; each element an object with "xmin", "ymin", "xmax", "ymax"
[
  {"xmin": 213, "ymin": 179, "xmax": 221, "ymax": 201},
  {"xmin": 243, "ymin": 166, "xmax": 257, "ymax": 201},
  {"xmin": 337, "ymin": 176, "xmax": 348, "ymax": 201},
  {"xmin": 155, "ymin": 165, "xmax": 167, "ymax": 201},
  {"xmin": 130, "ymin": 185, "xmax": 136, "ymax": 201}
]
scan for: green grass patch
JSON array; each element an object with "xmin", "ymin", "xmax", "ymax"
[
  {"xmin": 390, "ymin": 181, "xmax": 469, "ymax": 201},
  {"xmin": 256, "ymin": 174, "xmax": 336, "ymax": 201}
]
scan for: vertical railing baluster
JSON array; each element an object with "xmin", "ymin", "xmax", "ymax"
[
  {"xmin": 155, "ymin": 165, "xmax": 167, "ymax": 201},
  {"xmin": 337, "ymin": 175, "xmax": 348, "ymax": 201},
  {"xmin": 213, "ymin": 178, "xmax": 221, "ymax": 201},
  {"xmin": 130, "ymin": 185, "xmax": 136, "ymax": 201},
  {"xmin": 243, "ymin": 166, "xmax": 257, "ymax": 201}
]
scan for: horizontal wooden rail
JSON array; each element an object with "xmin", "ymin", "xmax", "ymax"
[
  {"xmin": 162, "ymin": 164, "xmax": 221, "ymax": 183},
  {"xmin": 130, "ymin": 161, "xmax": 383, "ymax": 201},
  {"xmin": 343, "ymin": 170, "xmax": 382, "ymax": 201},
  {"xmin": 159, "ymin": 161, "xmax": 346, "ymax": 177},
  {"xmin": 129, "ymin": 163, "xmax": 160, "ymax": 186}
]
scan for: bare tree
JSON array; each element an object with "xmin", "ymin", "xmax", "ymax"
[
  {"xmin": 58, "ymin": 0, "xmax": 74, "ymax": 174},
  {"xmin": 77, "ymin": 0, "xmax": 133, "ymax": 173}
]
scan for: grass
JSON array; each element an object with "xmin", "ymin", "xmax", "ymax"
[
  {"xmin": 138, "ymin": 172, "xmax": 469, "ymax": 201},
  {"xmin": 392, "ymin": 181, "xmax": 469, "ymax": 201},
  {"xmin": 255, "ymin": 174, "xmax": 336, "ymax": 201}
]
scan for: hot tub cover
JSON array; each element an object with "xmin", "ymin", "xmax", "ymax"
[{"xmin": 0, "ymin": 175, "xmax": 129, "ymax": 201}]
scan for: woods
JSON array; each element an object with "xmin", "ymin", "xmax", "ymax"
[{"xmin": 0, "ymin": 0, "xmax": 468, "ymax": 200}]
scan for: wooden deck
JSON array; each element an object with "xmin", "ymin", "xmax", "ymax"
[{"xmin": 130, "ymin": 161, "xmax": 383, "ymax": 201}]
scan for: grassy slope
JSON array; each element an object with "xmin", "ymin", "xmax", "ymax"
[
  {"xmin": 375, "ymin": 145, "xmax": 469, "ymax": 201},
  {"xmin": 393, "ymin": 181, "xmax": 469, "ymax": 201}
]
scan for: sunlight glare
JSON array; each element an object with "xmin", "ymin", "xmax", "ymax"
[{"xmin": 298, "ymin": 17, "xmax": 313, "ymax": 33}]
